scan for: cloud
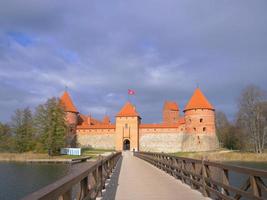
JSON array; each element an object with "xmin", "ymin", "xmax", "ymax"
[{"xmin": 0, "ymin": 0, "xmax": 266, "ymax": 123}]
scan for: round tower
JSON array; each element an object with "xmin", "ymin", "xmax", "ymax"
[
  {"xmin": 184, "ymin": 88, "xmax": 215, "ymax": 135},
  {"xmin": 60, "ymin": 91, "xmax": 79, "ymax": 126}
]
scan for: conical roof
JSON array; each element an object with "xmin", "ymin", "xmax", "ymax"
[
  {"xmin": 60, "ymin": 91, "xmax": 78, "ymax": 113},
  {"xmin": 184, "ymin": 88, "xmax": 214, "ymax": 111},
  {"xmin": 116, "ymin": 102, "xmax": 140, "ymax": 117},
  {"xmin": 164, "ymin": 101, "xmax": 179, "ymax": 111}
]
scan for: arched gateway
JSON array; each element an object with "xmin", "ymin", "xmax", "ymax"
[
  {"xmin": 123, "ymin": 139, "xmax": 130, "ymax": 150},
  {"xmin": 115, "ymin": 102, "xmax": 141, "ymax": 151}
]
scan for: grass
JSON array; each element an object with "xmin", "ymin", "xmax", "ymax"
[
  {"xmin": 171, "ymin": 150, "xmax": 267, "ymax": 162},
  {"xmin": 0, "ymin": 148, "xmax": 115, "ymax": 161}
]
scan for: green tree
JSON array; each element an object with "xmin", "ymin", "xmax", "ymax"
[
  {"xmin": 216, "ymin": 111, "xmax": 241, "ymax": 149},
  {"xmin": 35, "ymin": 97, "xmax": 67, "ymax": 155},
  {"xmin": 11, "ymin": 108, "xmax": 34, "ymax": 152},
  {"xmin": 0, "ymin": 122, "xmax": 15, "ymax": 152}
]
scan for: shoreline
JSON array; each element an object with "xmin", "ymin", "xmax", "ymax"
[
  {"xmin": 172, "ymin": 150, "xmax": 267, "ymax": 162},
  {"xmin": 0, "ymin": 158, "xmax": 73, "ymax": 163},
  {"xmin": 0, "ymin": 152, "xmax": 109, "ymax": 163}
]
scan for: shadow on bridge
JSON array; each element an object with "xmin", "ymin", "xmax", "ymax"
[{"xmin": 102, "ymin": 155, "xmax": 123, "ymax": 200}]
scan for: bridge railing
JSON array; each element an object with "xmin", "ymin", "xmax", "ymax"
[
  {"xmin": 134, "ymin": 151, "xmax": 267, "ymax": 200},
  {"xmin": 22, "ymin": 152, "xmax": 121, "ymax": 200}
]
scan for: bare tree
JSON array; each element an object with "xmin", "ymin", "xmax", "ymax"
[{"xmin": 237, "ymin": 85, "xmax": 267, "ymax": 153}]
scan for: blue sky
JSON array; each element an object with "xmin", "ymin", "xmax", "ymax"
[{"xmin": 0, "ymin": 0, "xmax": 266, "ymax": 123}]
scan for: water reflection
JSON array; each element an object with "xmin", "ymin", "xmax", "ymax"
[{"xmin": 0, "ymin": 162, "xmax": 70, "ymax": 200}]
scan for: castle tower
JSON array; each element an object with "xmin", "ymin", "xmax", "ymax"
[
  {"xmin": 60, "ymin": 91, "xmax": 79, "ymax": 134},
  {"xmin": 115, "ymin": 102, "xmax": 141, "ymax": 151},
  {"xmin": 184, "ymin": 88, "xmax": 215, "ymax": 135},
  {"xmin": 163, "ymin": 101, "xmax": 179, "ymax": 124}
]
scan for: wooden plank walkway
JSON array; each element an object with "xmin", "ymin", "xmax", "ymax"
[{"xmin": 102, "ymin": 151, "xmax": 209, "ymax": 200}]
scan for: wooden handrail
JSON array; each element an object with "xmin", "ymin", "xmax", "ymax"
[
  {"xmin": 22, "ymin": 152, "xmax": 121, "ymax": 200},
  {"xmin": 71, "ymin": 156, "xmax": 92, "ymax": 163},
  {"xmin": 134, "ymin": 151, "xmax": 267, "ymax": 200}
]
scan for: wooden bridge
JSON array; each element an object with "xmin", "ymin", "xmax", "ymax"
[{"xmin": 23, "ymin": 151, "xmax": 267, "ymax": 200}]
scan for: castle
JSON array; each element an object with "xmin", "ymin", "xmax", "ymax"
[{"xmin": 60, "ymin": 88, "xmax": 219, "ymax": 152}]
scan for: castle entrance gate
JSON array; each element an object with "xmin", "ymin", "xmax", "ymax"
[{"xmin": 123, "ymin": 139, "xmax": 130, "ymax": 150}]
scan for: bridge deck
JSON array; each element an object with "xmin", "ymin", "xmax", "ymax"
[{"xmin": 102, "ymin": 151, "xmax": 209, "ymax": 200}]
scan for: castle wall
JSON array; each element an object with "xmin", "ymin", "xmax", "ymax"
[
  {"xmin": 75, "ymin": 123, "xmax": 218, "ymax": 152},
  {"xmin": 76, "ymin": 129, "xmax": 115, "ymax": 149},
  {"xmin": 139, "ymin": 130, "xmax": 218, "ymax": 153}
]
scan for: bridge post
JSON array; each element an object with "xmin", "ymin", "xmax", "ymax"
[
  {"xmin": 62, "ymin": 190, "xmax": 72, "ymax": 200},
  {"xmin": 201, "ymin": 158, "xmax": 208, "ymax": 197},
  {"xmin": 250, "ymin": 176, "xmax": 261, "ymax": 197},
  {"xmin": 99, "ymin": 161, "xmax": 103, "ymax": 196},
  {"xmin": 222, "ymin": 169, "xmax": 230, "ymax": 196},
  {"xmin": 80, "ymin": 177, "xmax": 89, "ymax": 198}
]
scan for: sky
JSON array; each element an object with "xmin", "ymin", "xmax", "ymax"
[{"xmin": 0, "ymin": 0, "xmax": 266, "ymax": 123}]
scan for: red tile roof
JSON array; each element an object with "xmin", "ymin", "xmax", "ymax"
[
  {"xmin": 184, "ymin": 88, "xmax": 214, "ymax": 111},
  {"xmin": 164, "ymin": 101, "xmax": 179, "ymax": 111},
  {"xmin": 60, "ymin": 91, "xmax": 78, "ymax": 113},
  {"xmin": 140, "ymin": 117, "xmax": 185, "ymax": 128},
  {"xmin": 140, "ymin": 123, "xmax": 180, "ymax": 128},
  {"xmin": 77, "ymin": 114, "xmax": 115, "ymax": 129},
  {"xmin": 102, "ymin": 115, "xmax": 110, "ymax": 124},
  {"xmin": 178, "ymin": 117, "xmax": 185, "ymax": 124},
  {"xmin": 77, "ymin": 124, "xmax": 115, "ymax": 129},
  {"xmin": 116, "ymin": 102, "xmax": 140, "ymax": 117},
  {"xmin": 78, "ymin": 114, "xmax": 101, "ymax": 126}
]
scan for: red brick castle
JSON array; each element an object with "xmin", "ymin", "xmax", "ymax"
[{"xmin": 60, "ymin": 88, "xmax": 218, "ymax": 152}]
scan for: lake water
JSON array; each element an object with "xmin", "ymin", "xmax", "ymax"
[
  {"xmin": 0, "ymin": 162, "xmax": 70, "ymax": 200},
  {"xmin": 224, "ymin": 161, "xmax": 267, "ymax": 170},
  {"xmin": 209, "ymin": 161, "xmax": 267, "ymax": 199},
  {"xmin": 0, "ymin": 161, "xmax": 266, "ymax": 200}
]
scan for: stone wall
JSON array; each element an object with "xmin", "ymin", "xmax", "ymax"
[
  {"xmin": 77, "ymin": 134, "xmax": 115, "ymax": 149},
  {"xmin": 140, "ymin": 132, "xmax": 219, "ymax": 153}
]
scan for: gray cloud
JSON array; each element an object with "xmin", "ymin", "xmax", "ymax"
[{"xmin": 0, "ymin": 0, "xmax": 266, "ymax": 123}]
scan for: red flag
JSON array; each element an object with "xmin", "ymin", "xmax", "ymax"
[{"xmin": 128, "ymin": 89, "xmax": 135, "ymax": 95}]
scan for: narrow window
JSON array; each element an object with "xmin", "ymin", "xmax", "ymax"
[
  {"xmin": 203, "ymin": 127, "xmax": 206, "ymax": 132},
  {"xmin": 193, "ymin": 127, "xmax": 196, "ymax": 131},
  {"xmin": 200, "ymin": 118, "xmax": 203, "ymax": 123}
]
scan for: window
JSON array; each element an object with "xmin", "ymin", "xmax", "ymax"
[
  {"xmin": 203, "ymin": 127, "xmax": 206, "ymax": 132},
  {"xmin": 200, "ymin": 118, "xmax": 203, "ymax": 123},
  {"xmin": 193, "ymin": 127, "xmax": 196, "ymax": 131}
]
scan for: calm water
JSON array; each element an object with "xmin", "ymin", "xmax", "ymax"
[
  {"xmin": 0, "ymin": 161, "xmax": 266, "ymax": 200},
  {"xmin": 225, "ymin": 161, "xmax": 267, "ymax": 170},
  {"xmin": 0, "ymin": 162, "xmax": 70, "ymax": 200},
  {"xmin": 211, "ymin": 162, "xmax": 267, "ymax": 199}
]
